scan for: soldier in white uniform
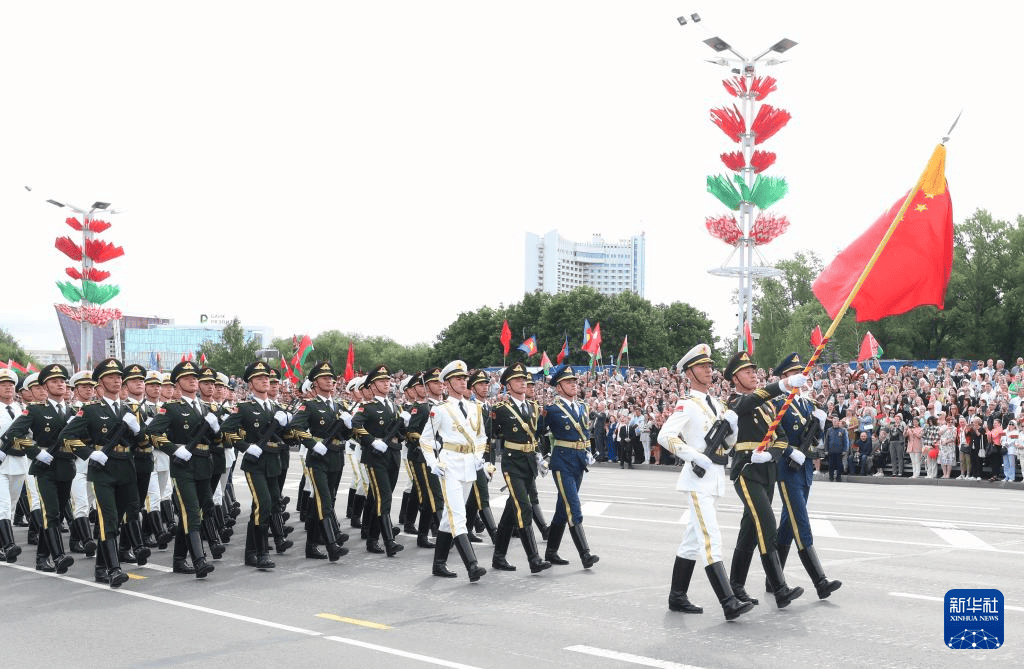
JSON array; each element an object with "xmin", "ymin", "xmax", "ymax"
[
  {"xmin": 0, "ymin": 369, "xmax": 27, "ymax": 562},
  {"xmin": 658, "ymin": 344, "xmax": 754, "ymax": 621},
  {"xmin": 420, "ymin": 360, "xmax": 488, "ymax": 582}
]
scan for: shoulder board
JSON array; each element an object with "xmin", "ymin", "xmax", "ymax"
[{"xmin": 167, "ymin": 399, "xmax": 185, "ymax": 405}]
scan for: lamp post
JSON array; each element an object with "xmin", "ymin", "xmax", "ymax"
[
  {"xmin": 679, "ymin": 19, "xmax": 797, "ymax": 351},
  {"xmin": 46, "ymin": 198, "xmax": 119, "ymax": 370}
]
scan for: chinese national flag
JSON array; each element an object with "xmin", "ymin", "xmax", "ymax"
[{"xmin": 812, "ymin": 149, "xmax": 953, "ymax": 322}]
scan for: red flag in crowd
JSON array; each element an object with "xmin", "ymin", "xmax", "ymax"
[
  {"xmin": 858, "ymin": 332, "xmax": 884, "ymax": 362},
  {"xmin": 810, "ymin": 325, "xmax": 823, "ymax": 348},
  {"xmin": 812, "ymin": 146, "xmax": 953, "ymax": 322},
  {"xmin": 556, "ymin": 336, "xmax": 569, "ymax": 364},
  {"xmin": 743, "ymin": 321, "xmax": 754, "ymax": 355},
  {"xmin": 583, "ymin": 322, "xmax": 602, "ymax": 355},
  {"xmin": 344, "ymin": 341, "xmax": 355, "ymax": 382},
  {"xmin": 280, "ymin": 356, "xmax": 299, "ymax": 384},
  {"xmin": 499, "ymin": 320, "xmax": 512, "ymax": 357}
]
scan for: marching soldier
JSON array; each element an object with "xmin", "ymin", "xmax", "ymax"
[
  {"xmin": 525, "ymin": 376, "xmax": 551, "ymax": 539},
  {"xmin": 13, "ymin": 373, "xmax": 43, "ymax": 550},
  {"xmin": 195, "ymin": 367, "xmax": 231, "ymax": 555},
  {"xmin": 60, "ymin": 358, "xmax": 150, "ymax": 587},
  {"xmin": 0, "ymin": 368, "xmax": 26, "ymax": 563},
  {"xmin": 465, "ymin": 369, "xmax": 497, "ymax": 542},
  {"xmin": 657, "ymin": 344, "xmax": 753, "ymax": 620},
  {"xmin": 66, "ymin": 371, "xmax": 98, "ymax": 558},
  {"xmin": 145, "ymin": 371, "xmax": 177, "ymax": 546},
  {"xmin": 489, "ymin": 362, "xmax": 551, "ymax": 574},
  {"xmin": 771, "ymin": 353, "xmax": 842, "ymax": 599},
  {"xmin": 351, "ymin": 364, "xmax": 405, "ymax": 557},
  {"xmin": 137, "ymin": 370, "xmax": 173, "ymax": 549},
  {"xmin": 344, "ymin": 376, "xmax": 368, "ymax": 530},
  {"xmin": 144, "ymin": 360, "xmax": 221, "ymax": 578},
  {"xmin": 419, "ymin": 360, "xmax": 488, "ymax": 582},
  {"xmin": 214, "ymin": 372, "xmax": 242, "ymax": 521},
  {"xmin": 219, "ymin": 361, "xmax": 292, "ymax": 569},
  {"xmin": 406, "ymin": 369, "xmax": 445, "ymax": 549},
  {"xmin": 289, "ymin": 361, "xmax": 349, "ymax": 561},
  {"xmin": 120, "ymin": 363, "xmax": 169, "ymax": 554},
  {"xmin": 268, "ymin": 369, "xmax": 293, "ymax": 533},
  {"xmin": 6, "ymin": 364, "xmax": 76, "ymax": 573},
  {"xmin": 724, "ymin": 351, "xmax": 805, "ymax": 609},
  {"xmin": 543, "ymin": 365, "xmax": 599, "ymax": 569}
]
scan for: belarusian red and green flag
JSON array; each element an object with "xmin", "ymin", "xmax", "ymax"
[
  {"xmin": 858, "ymin": 331, "xmax": 884, "ymax": 361},
  {"xmin": 616, "ymin": 336, "xmax": 629, "ymax": 366},
  {"xmin": 290, "ymin": 335, "xmax": 314, "ymax": 377},
  {"xmin": 540, "ymin": 351, "xmax": 553, "ymax": 376}
]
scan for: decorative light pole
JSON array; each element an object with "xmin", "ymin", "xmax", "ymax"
[
  {"xmin": 680, "ymin": 23, "xmax": 797, "ymax": 352},
  {"xmin": 48, "ymin": 199, "xmax": 124, "ymax": 370}
]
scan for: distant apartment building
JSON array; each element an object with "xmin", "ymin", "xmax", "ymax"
[{"xmin": 525, "ymin": 230, "xmax": 645, "ymax": 297}]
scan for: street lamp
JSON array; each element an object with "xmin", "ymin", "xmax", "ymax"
[{"xmin": 46, "ymin": 197, "xmax": 120, "ymax": 370}]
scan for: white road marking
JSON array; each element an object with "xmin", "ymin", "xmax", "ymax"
[
  {"xmin": 324, "ymin": 636, "xmax": 482, "ymax": 669},
  {"xmin": 808, "ymin": 518, "xmax": 839, "ymax": 538},
  {"xmin": 579, "ymin": 494, "xmax": 646, "ymax": 500},
  {"xmin": 581, "ymin": 501, "xmax": 610, "ymax": 516},
  {"xmin": 566, "ymin": 645, "xmax": 707, "ymax": 669},
  {"xmin": 928, "ymin": 528, "xmax": 995, "ymax": 551},
  {"xmin": 137, "ymin": 562, "xmax": 173, "ymax": 573},
  {"xmin": 0, "ymin": 562, "xmax": 490, "ymax": 668},
  {"xmin": 898, "ymin": 501, "xmax": 1000, "ymax": 511},
  {"xmin": 584, "ymin": 524, "xmax": 629, "ymax": 531},
  {"xmin": 891, "ymin": 592, "xmax": 1024, "ymax": 613}
]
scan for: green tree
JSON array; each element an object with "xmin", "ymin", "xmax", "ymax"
[
  {"xmin": 0, "ymin": 328, "xmax": 37, "ymax": 370},
  {"xmin": 198, "ymin": 318, "xmax": 262, "ymax": 377}
]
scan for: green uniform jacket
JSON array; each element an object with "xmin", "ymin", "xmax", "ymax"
[
  {"xmin": 290, "ymin": 396, "xmax": 345, "ymax": 471},
  {"xmin": 59, "ymin": 399, "xmax": 148, "ymax": 463},
  {"xmin": 5, "ymin": 401, "xmax": 77, "ymax": 480},
  {"xmin": 143, "ymin": 399, "xmax": 219, "ymax": 480},
  {"xmin": 728, "ymin": 382, "xmax": 787, "ymax": 484}
]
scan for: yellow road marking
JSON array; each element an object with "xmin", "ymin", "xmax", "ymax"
[
  {"xmin": 316, "ymin": 613, "xmax": 392, "ymax": 630},
  {"xmin": 126, "ymin": 573, "xmax": 146, "ymax": 580}
]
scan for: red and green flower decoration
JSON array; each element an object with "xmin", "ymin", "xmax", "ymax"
[
  {"xmin": 54, "ymin": 216, "xmax": 124, "ymax": 326},
  {"xmin": 705, "ymin": 74, "xmax": 791, "ymax": 247}
]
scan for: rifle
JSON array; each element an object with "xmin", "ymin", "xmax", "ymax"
[
  {"xmin": 788, "ymin": 415, "xmax": 822, "ymax": 471},
  {"xmin": 311, "ymin": 406, "xmax": 350, "ymax": 454},
  {"xmin": 691, "ymin": 418, "xmax": 733, "ymax": 478},
  {"xmin": 88, "ymin": 404, "xmax": 133, "ymax": 469},
  {"xmin": 243, "ymin": 418, "xmax": 282, "ymax": 464}
]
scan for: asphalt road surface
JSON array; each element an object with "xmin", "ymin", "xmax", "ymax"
[{"xmin": 3, "ymin": 463, "xmax": 1021, "ymax": 668}]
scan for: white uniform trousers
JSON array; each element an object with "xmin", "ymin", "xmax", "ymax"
[
  {"xmin": 438, "ymin": 475, "xmax": 474, "ymax": 537},
  {"xmin": 24, "ymin": 474, "xmax": 41, "ymax": 511},
  {"xmin": 346, "ymin": 442, "xmax": 368, "ymax": 495},
  {"xmin": 401, "ymin": 449, "xmax": 414, "ymax": 493},
  {"xmin": 0, "ymin": 471, "xmax": 26, "ymax": 521},
  {"xmin": 70, "ymin": 457, "xmax": 94, "ymax": 519},
  {"xmin": 677, "ymin": 490, "xmax": 723, "ymax": 566}
]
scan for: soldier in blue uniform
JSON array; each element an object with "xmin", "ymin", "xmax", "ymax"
[
  {"xmin": 771, "ymin": 353, "xmax": 842, "ymax": 599},
  {"xmin": 542, "ymin": 364, "xmax": 599, "ymax": 569},
  {"xmin": 724, "ymin": 351, "xmax": 805, "ymax": 609}
]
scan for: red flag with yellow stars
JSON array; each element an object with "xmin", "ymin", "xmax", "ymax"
[{"xmin": 813, "ymin": 180, "xmax": 953, "ymax": 322}]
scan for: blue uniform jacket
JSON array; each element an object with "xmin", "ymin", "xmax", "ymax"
[{"xmin": 773, "ymin": 395, "xmax": 816, "ymax": 488}]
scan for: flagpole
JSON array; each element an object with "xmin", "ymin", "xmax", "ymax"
[{"xmin": 754, "ymin": 140, "xmax": 950, "ymax": 452}]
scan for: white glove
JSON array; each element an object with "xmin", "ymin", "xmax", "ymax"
[
  {"xmin": 174, "ymin": 446, "xmax": 192, "ymax": 461},
  {"xmin": 144, "ymin": 416, "xmax": 155, "ymax": 426},
  {"xmin": 340, "ymin": 412, "xmax": 353, "ymax": 429},
  {"xmin": 789, "ymin": 449, "xmax": 806, "ymax": 465},
  {"xmin": 536, "ymin": 453, "xmax": 550, "ymax": 476},
  {"xmin": 781, "ymin": 373, "xmax": 808, "ymax": 392},
  {"xmin": 430, "ymin": 461, "xmax": 445, "ymax": 478},
  {"xmin": 399, "ymin": 410, "xmax": 412, "ymax": 426},
  {"xmin": 312, "ymin": 442, "xmax": 328, "ymax": 456},
  {"xmin": 121, "ymin": 412, "xmax": 141, "ymax": 435},
  {"xmin": 723, "ymin": 409, "xmax": 739, "ymax": 434},
  {"xmin": 0, "ymin": 451, "xmax": 7, "ymax": 463},
  {"xmin": 245, "ymin": 444, "xmax": 262, "ymax": 458},
  {"xmin": 274, "ymin": 410, "xmax": 289, "ymax": 426},
  {"xmin": 89, "ymin": 450, "xmax": 108, "ymax": 466},
  {"xmin": 346, "ymin": 439, "xmax": 358, "ymax": 451},
  {"xmin": 372, "ymin": 439, "xmax": 388, "ymax": 453},
  {"xmin": 35, "ymin": 451, "xmax": 54, "ymax": 465},
  {"xmin": 204, "ymin": 413, "xmax": 220, "ymax": 432},
  {"xmin": 475, "ymin": 457, "xmax": 486, "ymax": 471},
  {"xmin": 751, "ymin": 450, "xmax": 773, "ymax": 464},
  {"xmin": 586, "ymin": 451, "xmax": 596, "ymax": 465},
  {"xmin": 812, "ymin": 408, "xmax": 827, "ymax": 432},
  {"xmin": 692, "ymin": 452, "xmax": 714, "ymax": 470}
]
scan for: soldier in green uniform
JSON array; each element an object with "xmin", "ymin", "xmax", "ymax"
[
  {"xmin": 219, "ymin": 361, "xmax": 293, "ymax": 569},
  {"xmin": 6, "ymin": 364, "xmax": 76, "ymax": 573},
  {"xmin": 465, "ymin": 369, "xmax": 498, "ymax": 543},
  {"xmin": 289, "ymin": 361, "xmax": 349, "ymax": 561},
  {"xmin": 723, "ymin": 351, "xmax": 805, "ymax": 609},
  {"xmin": 490, "ymin": 362, "xmax": 552, "ymax": 574},
  {"xmin": 268, "ymin": 369, "xmax": 293, "ymax": 533},
  {"xmin": 143, "ymin": 360, "xmax": 221, "ymax": 578},
  {"xmin": 352, "ymin": 364, "xmax": 405, "ymax": 557},
  {"xmin": 59, "ymin": 358, "xmax": 151, "ymax": 586}
]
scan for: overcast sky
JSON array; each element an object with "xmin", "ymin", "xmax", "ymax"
[{"xmin": 3, "ymin": 1, "xmax": 1020, "ymax": 357}]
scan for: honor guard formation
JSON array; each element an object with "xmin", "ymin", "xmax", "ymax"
[{"xmin": 0, "ymin": 348, "xmax": 840, "ymax": 620}]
